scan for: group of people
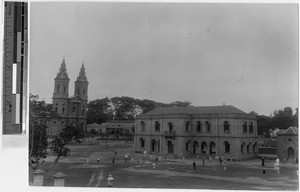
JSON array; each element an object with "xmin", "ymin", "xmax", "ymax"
[{"xmin": 261, "ymin": 157, "xmax": 280, "ymax": 175}]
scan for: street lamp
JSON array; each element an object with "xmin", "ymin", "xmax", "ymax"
[{"xmin": 106, "ymin": 174, "xmax": 114, "ymax": 187}]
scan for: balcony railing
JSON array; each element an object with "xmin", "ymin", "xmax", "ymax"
[{"xmin": 164, "ymin": 130, "xmax": 176, "ymax": 137}]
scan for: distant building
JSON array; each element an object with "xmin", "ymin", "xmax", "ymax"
[
  {"xmin": 134, "ymin": 105, "xmax": 258, "ymax": 161},
  {"xmin": 101, "ymin": 120, "xmax": 135, "ymax": 135},
  {"xmin": 277, "ymin": 127, "xmax": 298, "ymax": 162},
  {"xmin": 87, "ymin": 123, "xmax": 105, "ymax": 133},
  {"xmin": 48, "ymin": 59, "xmax": 89, "ymax": 135},
  {"xmin": 87, "ymin": 120, "xmax": 135, "ymax": 135}
]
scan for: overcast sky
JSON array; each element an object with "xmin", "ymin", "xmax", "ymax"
[{"xmin": 30, "ymin": 2, "xmax": 298, "ymax": 116}]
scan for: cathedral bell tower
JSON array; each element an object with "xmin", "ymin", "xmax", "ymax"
[
  {"xmin": 74, "ymin": 63, "xmax": 88, "ymax": 101},
  {"xmin": 53, "ymin": 58, "xmax": 69, "ymax": 99}
]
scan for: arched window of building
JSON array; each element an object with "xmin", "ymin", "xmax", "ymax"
[
  {"xmin": 224, "ymin": 121, "xmax": 230, "ymax": 133},
  {"xmin": 241, "ymin": 142, "xmax": 245, "ymax": 153},
  {"xmin": 253, "ymin": 142, "xmax": 257, "ymax": 153},
  {"xmin": 141, "ymin": 121, "xmax": 145, "ymax": 132},
  {"xmin": 168, "ymin": 122, "xmax": 174, "ymax": 132},
  {"xmin": 140, "ymin": 138, "xmax": 145, "ymax": 148},
  {"xmin": 205, "ymin": 121, "xmax": 211, "ymax": 132},
  {"xmin": 62, "ymin": 108, "xmax": 65, "ymax": 115},
  {"xmin": 186, "ymin": 140, "xmax": 190, "ymax": 151},
  {"xmin": 247, "ymin": 142, "xmax": 251, "ymax": 153},
  {"xmin": 55, "ymin": 107, "xmax": 58, "ymax": 114},
  {"xmin": 185, "ymin": 121, "xmax": 190, "ymax": 132},
  {"xmin": 224, "ymin": 141, "xmax": 230, "ymax": 153},
  {"xmin": 243, "ymin": 122, "xmax": 247, "ymax": 133},
  {"xmin": 197, "ymin": 121, "xmax": 202, "ymax": 132},
  {"xmin": 249, "ymin": 122, "xmax": 254, "ymax": 133},
  {"xmin": 77, "ymin": 88, "xmax": 80, "ymax": 95},
  {"xmin": 63, "ymin": 86, "xmax": 66, "ymax": 93},
  {"xmin": 57, "ymin": 85, "xmax": 60, "ymax": 93},
  {"xmin": 72, "ymin": 106, "xmax": 76, "ymax": 113},
  {"xmin": 155, "ymin": 121, "xmax": 160, "ymax": 132},
  {"xmin": 83, "ymin": 89, "xmax": 85, "ymax": 95},
  {"xmin": 82, "ymin": 109, "xmax": 85, "ymax": 115}
]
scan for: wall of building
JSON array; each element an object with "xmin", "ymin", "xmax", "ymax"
[
  {"xmin": 277, "ymin": 135, "xmax": 298, "ymax": 162},
  {"xmin": 134, "ymin": 114, "xmax": 258, "ymax": 161}
]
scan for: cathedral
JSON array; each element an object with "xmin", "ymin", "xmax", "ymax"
[{"xmin": 48, "ymin": 59, "xmax": 88, "ymax": 135}]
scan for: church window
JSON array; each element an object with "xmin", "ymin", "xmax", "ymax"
[
  {"xmin": 63, "ymin": 86, "xmax": 66, "ymax": 93},
  {"xmin": 57, "ymin": 85, "xmax": 60, "ymax": 93},
  {"xmin": 82, "ymin": 109, "xmax": 85, "ymax": 115},
  {"xmin": 205, "ymin": 121, "xmax": 211, "ymax": 132},
  {"xmin": 55, "ymin": 107, "xmax": 58, "ymax": 114},
  {"xmin": 77, "ymin": 88, "xmax": 80, "ymax": 95},
  {"xmin": 243, "ymin": 122, "xmax": 247, "ymax": 133},
  {"xmin": 224, "ymin": 121, "xmax": 230, "ymax": 133},
  {"xmin": 197, "ymin": 121, "xmax": 202, "ymax": 132},
  {"xmin": 62, "ymin": 108, "xmax": 65, "ymax": 114},
  {"xmin": 249, "ymin": 122, "xmax": 254, "ymax": 133},
  {"xmin": 288, "ymin": 138, "xmax": 292, "ymax": 142},
  {"xmin": 83, "ymin": 89, "xmax": 85, "ymax": 95},
  {"xmin": 72, "ymin": 106, "xmax": 76, "ymax": 113}
]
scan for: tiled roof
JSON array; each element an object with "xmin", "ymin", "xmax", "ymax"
[
  {"xmin": 141, "ymin": 105, "xmax": 249, "ymax": 116},
  {"xmin": 277, "ymin": 127, "xmax": 298, "ymax": 135}
]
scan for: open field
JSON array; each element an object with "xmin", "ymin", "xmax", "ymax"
[{"xmin": 29, "ymin": 142, "xmax": 298, "ymax": 190}]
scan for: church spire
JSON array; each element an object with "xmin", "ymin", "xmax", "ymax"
[
  {"xmin": 56, "ymin": 58, "xmax": 69, "ymax": 79},
  {"xmin": 76, "ymin": 62, "xmax": 88, "ymax": 82}
]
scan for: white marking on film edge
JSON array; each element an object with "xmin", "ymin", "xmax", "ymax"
[
  {"xmin": 15, "ymin": 93, "xmax": 20, "ymax": 124},
  {"xmin": 12, "ymin": 63, "xmax": 17, "ymax": 94}
]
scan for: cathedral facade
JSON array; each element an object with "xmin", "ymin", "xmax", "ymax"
[
  {"xmin": 48, "ymin": 59, "xmax": 89, "ymax": 135},
  {"xmin": 134, "ymin": 105, "xmax": 258, "ymax": 161}
]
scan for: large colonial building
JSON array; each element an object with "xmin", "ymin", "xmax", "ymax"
[
  {"xmin": 48, "ymin": 59, "xmax": 89, "ymax": 135},
  {"xmin": 134, "ymin": 105, "xmax": 258, "ymax": 161}
]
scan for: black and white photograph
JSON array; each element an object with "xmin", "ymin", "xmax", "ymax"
[{"xmin": 1, "ymin": 1, "xmax": 299, "ymax": 191}]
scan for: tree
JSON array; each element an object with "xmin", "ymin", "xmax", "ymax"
[
  {"xmin": 29, "ymin": 94, "xmax": 85, "ymax": 171},
  {"xmin": 46, "ymin": 125, "xmax": 84, "ymax": 171},
  {"xmin": 29, "ymin": 94, "xmax": 60, "ymax": 170},
  {"xmin": 111, "ymin": 96, "xmax": 141, "ymax": 119},
  {"xmin": 87, "ymin": 97, "xmax": 113, "ymax": 124}
]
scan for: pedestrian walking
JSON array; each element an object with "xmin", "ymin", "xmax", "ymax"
[
  {"xmin": 193, "ymin": 161, "xmax": 196, "ymax": 170},
  {"xmin": 263, "ymin": 168, "xmax": 266, "ymax": 175},
  {"xmin": 276, "ymin": 166, "xmax": 280, "ymax": 174},
  {"xmin": 223, "ymin": 159, "xmax": 227, "ymax": 170},
  {"xmin": 156, "ymin": 157, "xmax": 158, "ymax": 162},
  {"xmin": 261, "ymin": 157, "xmax": 265, "ymax": 166},
  {"xmin": 219, "ymin": 158, "xmax": 222, "ymax": 166},
  {"xmin": 97, "ymin": 156, "xmax": 100, "ymax": 163},
  {"xmin": 153, "ymin": 162, "xmax": 156, "ymax": 169},
  {"xmin": 86, "ymin": 158, "xmax": 89, "ymax": 164},
  {"xmin": 125, "ymin": 154, "xmax": 128, "ymax": 162},
  {"xmin": 112, "ymin": 158, "xmax": 115, "ymax": 163}
]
